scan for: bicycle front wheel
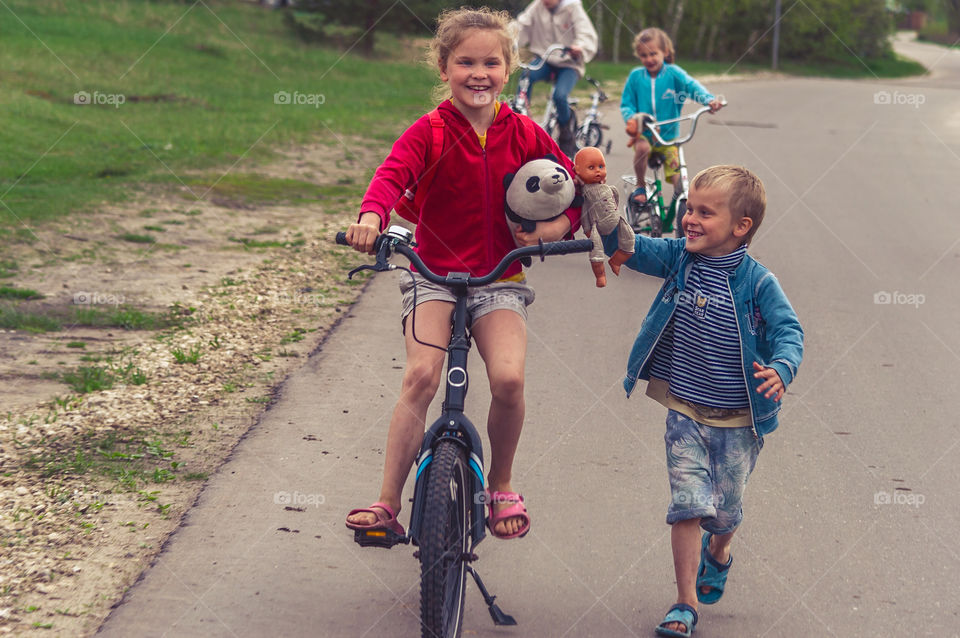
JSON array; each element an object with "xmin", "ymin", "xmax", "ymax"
[
  {"xmin": 419, "ymin": 440, "xmax": 471, "ymax": 638},
  {"xmin": 577, "ymin": 121, "xmax": 602, "ymax": 149}
]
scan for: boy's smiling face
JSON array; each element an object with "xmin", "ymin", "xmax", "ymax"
[{"xmin": 682, "ymin": 183, "xmax": 753, "ymax": 256}]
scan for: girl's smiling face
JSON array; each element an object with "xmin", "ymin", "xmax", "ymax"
[
  {"xmin": 635, "ymin": 40, "xmax": 665, "ymax": 75},
  {"xmin": 439, "ymin": 29, "xmax": 508, "ymax": 118}
]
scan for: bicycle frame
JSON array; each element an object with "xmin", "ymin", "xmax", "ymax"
[
  {"xmin": 408, "ymin": 276, "xmax": 488, "ymax": 547},
  {"xmin": 510, "ymin": 44, "xmax": 569, "ymax": 137},
  {"xmin": 624, "ymin": 102, "xmax": 725, "ymax": 237}
]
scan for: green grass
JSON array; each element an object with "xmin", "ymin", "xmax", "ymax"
[
  {"xmin": 0, "ymin": 303, "xmax": 61, "ymax": 332},
  {"xmin": 117, "ymin": 232, "xmax": 155, "ymax": 244},
  {"xmin": 0, "ymin": 285, "xmax": 42, "ymax": 300},
  {"xmin": 0, "ymin": 0, "xmax": 436, "ymax": 232},
  {"xmin": 24, "ymin": 430, "xmax": 186, "ymax": 491},
  {"xmin": 0, "ymin": 260, "xmax": 20, "ymax": 278}
]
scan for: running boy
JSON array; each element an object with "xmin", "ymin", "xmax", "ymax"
[
  {"xmin": 344, "ymin": 8, "xmax": 579, "ymax": 541},
  {"xmin": 601, "ymin": 166, "xmax": 803, "ymax": 637},
  {"xmin": 621, "ymin": 27, "xmax": 723, "ymax": 206}
]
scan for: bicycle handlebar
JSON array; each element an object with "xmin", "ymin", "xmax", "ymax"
[
  {"xmin": 641, "ymin": 99, "xmax": 728, "ymax": 147},
  {"xmin": 336, "ymin": 227, "xmax": 592, "ymax": 287},
  {"xmin": 518, "ymin": 44, "xmax": 571, "ymax": 71}
]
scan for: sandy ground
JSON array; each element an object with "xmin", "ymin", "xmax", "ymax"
[{"xmin": 0, "ymin": 141, "xmax": 383, "ymax": 636}]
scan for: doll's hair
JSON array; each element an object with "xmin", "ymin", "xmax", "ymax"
[
  {"xmin": 429, "ymin": 7, "xmax": 515, "ymax": 104},
  {"xmin": 633, "ymin": 27, "xmax": 674, "ymax": 64},
  {"xmin": 691, "ymin": 166, "xmax": 766, "ymax": 245}
]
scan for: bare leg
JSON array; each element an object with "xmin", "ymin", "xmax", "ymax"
[
  {"xmin": 632, "ymin": 138, "xmax": 651, "ymax": 202},
  {"xmin": 663, "ymin": 518, "xmax": 701, "ymax": 633},
  {"xmin": 346, "ymin": 301, "xmax": 452, "ymax": 526},
  {"xmin": 472, "ymin": 309, "xmax": 527, "ymax": 537},
  {"xmin": 700, "ymin": 529, "xmax": 735, "ymax": 597}
]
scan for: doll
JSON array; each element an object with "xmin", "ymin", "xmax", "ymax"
[{"xmin": 574, "ymin": 147, "xmax": 635, "ymax": 287}]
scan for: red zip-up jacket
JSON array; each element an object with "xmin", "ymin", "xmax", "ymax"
[{"xmin": 360, "ymin": 100, "xmax": 581, "ymax": 279}]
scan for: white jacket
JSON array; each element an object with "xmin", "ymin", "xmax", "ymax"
[{"xmin": 515, "ymin": 0, "xmax": 598, "ymax": 78}]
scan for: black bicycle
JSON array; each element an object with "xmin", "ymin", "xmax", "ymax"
[{"xmin": 336, "ymin": 226, "xmax": 591, "ymax": 638}]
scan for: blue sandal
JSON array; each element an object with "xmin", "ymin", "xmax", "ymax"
[
  {"xmin": 630, "ymin": 186, "xmax": 647, "ymax": 204},
  {"xmin": 696, "ymin": 532, "xmax": 732, "ymax": 604},
  {"xmin": 655, "ymin": 603, "xmax": 698, "ymax": 637}
]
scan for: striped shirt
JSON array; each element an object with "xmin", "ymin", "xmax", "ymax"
[{"xmin": 649, "ymin": 246, "xmax": 749, "ymax": 409}]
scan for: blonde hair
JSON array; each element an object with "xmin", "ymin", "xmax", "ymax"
[
  {"xmin": 633, "ymin": 27, "xmax": 674, "ymax": 64},
  {"xmin": 691, "ymin": 165, "xmax": 766, "ymax": 245},
  {"xmin": 429, "ymin": 7, "xmax": 515, "ymax": 104}
]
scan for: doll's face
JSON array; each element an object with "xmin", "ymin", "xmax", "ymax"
[{"xmin": 574, "ymin": 148, "xmax": 607, "ymax": 184}]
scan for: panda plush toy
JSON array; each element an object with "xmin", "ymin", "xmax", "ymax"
[{"xmin": 503, "ymin": 154, "xmax": 581, "ymax": 246}]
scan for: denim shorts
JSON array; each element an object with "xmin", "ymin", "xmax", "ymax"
[
  {"xmin": 664, "ymin": 409, "xmax": 762, "ymax": 534},
  {"xmin": 398, "ymin": 272, "xmax": 535, "ymax": 328}
]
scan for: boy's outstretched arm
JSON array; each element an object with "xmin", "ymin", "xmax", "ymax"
[{"xmin": 752, "ymin": 361, "xmax": 785, "ymax": 401}]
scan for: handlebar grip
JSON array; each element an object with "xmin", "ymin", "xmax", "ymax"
[
  {"xmin": 335, "ymin": 232, "xmax": 349, "ymax": 245},
  {"xmin": 539, "ymin": 239, "xmax": 593, "ymax": 255}
]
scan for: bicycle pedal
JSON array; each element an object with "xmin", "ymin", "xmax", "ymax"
[{"xmin": 353, "ymin": 528, "xmax": 409, "ymax": 548}]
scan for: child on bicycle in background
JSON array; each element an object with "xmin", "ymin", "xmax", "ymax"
[
  {"xmin": 344, "ymin": 7, "xmax": 580, "ymax": 541},
  {"xmin": 514, "ymin": 0, "xmax": 598, "ymax": 157},
  {"xmin": 601, "ymin": 166, "xmax": 802, "ymax": 637},
  {"xmin": 621, "ymin": 27, "xmax": 723, "ymax": 206}
]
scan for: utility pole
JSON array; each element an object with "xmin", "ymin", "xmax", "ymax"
[{"xmin": 772, "ymin": 0, "xmax": 782, "ymax": 70}]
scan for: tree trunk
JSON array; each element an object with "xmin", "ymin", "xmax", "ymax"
[
  {"xmin": 613, "ymin": 5, "xmax": 626, "ymax": 64},
  {"xmin": 705, "ymin": 22, "xmax": 718, "ymax": 61},
  {"xmin": 669, "ymin": 0, "xmax": 684, "ymax": 45},
  {"xmin": 947, "ymin": 0, "xmax": 960, "ymax": 36}
]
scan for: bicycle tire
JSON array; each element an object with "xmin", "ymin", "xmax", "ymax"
[
  {"xmin": 674, "ymin": 198, "xmax": 687, "ymax": 238},
  {"xmin": 649, "ymin": 202, "xmax": 663, "ymax": 238},
  {"xmin": 577, "ymin": 122, "xmax": 602, "ymax": 149},
  {"xmin": 419, "ymin": 440, "xmax": 471, "ymax": 638}
]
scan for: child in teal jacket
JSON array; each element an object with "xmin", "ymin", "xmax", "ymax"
[{"xmin": 620, "ymin": 27, "xmax": 723, "ymax": 206}]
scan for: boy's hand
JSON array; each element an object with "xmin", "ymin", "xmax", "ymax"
[
  {"xmin": 708, "ymin": 98, "xmax": 724, "ymax": 113},
  {"xmin": 752, "ymin": 362, "xmax": 784, "ymax": 401},
  {"xmin": 514, "ymin": 216, "xmax": 572, "ymax": 246}
]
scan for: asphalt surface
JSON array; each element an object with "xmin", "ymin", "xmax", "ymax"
[{"xmin": 98, "ymin": 35, "xmax": 960, "ymax": 637}]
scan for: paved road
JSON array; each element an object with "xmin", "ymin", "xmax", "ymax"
[{"xmin": 99, "ymin": 36, "xmax": 960, "ymax": 637}]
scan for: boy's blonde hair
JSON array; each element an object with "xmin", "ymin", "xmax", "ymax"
[
  {"xmin": 633, "ymin": 27, "xmax": 674, "ymax": 64},
  {"xmin": 429, "ymin": 7, "xmax": 515, "ymax": 103},
  {"xmin": 691, "ymin": 165, "xmax": 766, "ymax": 245}
]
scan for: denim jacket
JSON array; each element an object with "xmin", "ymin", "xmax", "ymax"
[{"xmin": 603, "ymin": 233, "xmax": 803, "ymax": 437}]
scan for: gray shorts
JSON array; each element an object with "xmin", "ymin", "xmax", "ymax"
[{"xmin": 399, "ymin": 272, "xmax": 535, "ymax": 328}]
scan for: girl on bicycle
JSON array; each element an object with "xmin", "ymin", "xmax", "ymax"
[
  {"xmin": 344, "ymin": 7, "xmax": 580, "ymax": 540},
  {"xmin": 621, "ymin": 27, "xmax": 724, "ymax": 206}
]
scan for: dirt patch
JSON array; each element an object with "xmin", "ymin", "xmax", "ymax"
[{"xmin": 0, "ymin": 140, "xmax": 385, "ymax": 635}]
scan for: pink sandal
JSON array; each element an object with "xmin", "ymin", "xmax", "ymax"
[
  {"xmin": 345, "ymin": 502, "xmax": 405, "ymax": 536},
  {"xmin": 485, "ymin": 491, "xmax": 531, "ymax": 539}
]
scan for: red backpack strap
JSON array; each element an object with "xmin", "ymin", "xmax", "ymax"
[
  {"xmin": 396, "ymin": 108, "xmax": 444, "ymax": 222},
  {"xmin": 517, "ymin": 113, "xmax": 539, "ymax": 161}
]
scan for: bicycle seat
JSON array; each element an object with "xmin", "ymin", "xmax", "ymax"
[{"xmin": 647, "ymin": 151, "xmax": 665, "ymax": 170}]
